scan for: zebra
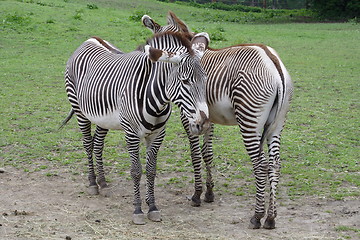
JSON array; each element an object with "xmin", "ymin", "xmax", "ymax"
[
  {"xmin": 142, "ymin": 12, "xmax": 293, "ymax": 229},
  {"xmin": 61, "ymin": 31, "xmax": 211, "ymax": 225}
]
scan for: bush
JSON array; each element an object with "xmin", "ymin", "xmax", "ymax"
[
  {"xmin": 3, "ymin": 12, "xmax": 31, "ymax": 26},
  {"xmin": 87, "ymin": 4, "xmax": 98, "ymax": 10},
  {"xmin": 308, "ymin": 0, "xmax": 360, "ymax": 20},
  {"xmin": 129, "ymin": 10, "xmax": 150, "ymax": 22}
]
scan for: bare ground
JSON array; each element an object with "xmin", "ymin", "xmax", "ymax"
[{"xmin": 1, "ymin": 166, "xmax": 359, "ymax": 240}]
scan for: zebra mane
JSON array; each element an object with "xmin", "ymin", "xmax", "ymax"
[
  {"xmin": 167, "ymin": 11, "xmax": 190, "ymax": 34},
  {"xmin": 142, "ymin": 31, "xmax": 194, "ymax": 56},
  {"xmin": 91, "ymin": 36, "xmax": 123, "ymax": 54}
]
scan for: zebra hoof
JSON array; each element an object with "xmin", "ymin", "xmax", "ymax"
[
  {"xmin": 191, "ymin": 199, "xmax": 201, "ymax": 207},
  {"xmin": 87, "ymin": 185, "xmax": 99, "ymax": 195},
  {"xmin": 263, "ymin": 217, "xmax": 276, "ymax": 229},
  {"xmin": 204, "ymin": 191, "xmax": 214, "ymax": 203},
  {"xmin": 99, "ymin": 187, "xmax": 112, "ymax": 197},
  {"xmin": 147, "ymin": 211, "xmax": 162, "ymax": 222},
  {"xmin": 133, "ymin": 213, "xmax": 146, "ymax": 225},
  {"xmin": 190, "ymin": 194, "xmax": 201, "ymax": 207},
  {"xmin": 248, "ymin": 216, "xmax": 261, "ymax": 229}
]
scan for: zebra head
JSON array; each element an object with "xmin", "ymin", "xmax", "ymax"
[{"xmin": 144, "ymin": 32, "xmax": 210, "ymax": 135}]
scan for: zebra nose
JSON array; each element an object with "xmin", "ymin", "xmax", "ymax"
[{"xmin": 189, "ymin": 110, "xmax": 210, "ymax": 136}]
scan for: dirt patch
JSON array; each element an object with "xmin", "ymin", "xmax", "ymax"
[{"xmin": 0, "ymin": 166, "xmax": 359, "ymax": 240}]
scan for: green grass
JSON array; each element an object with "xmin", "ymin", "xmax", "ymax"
[
  {"xmin": 335, "ymin": 225, "xmax": 360, "ymax": 232},
  {"xmin": 1, "ymin": 0, "xmax": 359, "ymax": 200}
]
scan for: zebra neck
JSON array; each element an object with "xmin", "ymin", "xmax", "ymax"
[
  {"xmin": 135, "ymin": 67, "xmax": 172, "ymax": 132},
  {"xmin": 143, "ymin": 76, "xmax": 170, "ymax": 115}
]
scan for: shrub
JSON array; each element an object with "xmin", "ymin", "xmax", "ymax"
[
  {"xmin": 129, "ymin": 10, "xmax": 150, "ymax": 22},
  {"xmin": 87, "ymin": 3, "xmax": 98, "ymax": 10},
  {"xmin": 308, "ymin": 0, "xmax": 360, "ymax": 20}
]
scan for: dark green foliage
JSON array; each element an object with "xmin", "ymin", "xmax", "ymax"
[
  {"xmin": 173, "ymin": 1, "xmax": 263, "ymax": 13},
  {"xmin": 3, "ymin": 12, "xmax": 30, "ymax": 25},
  {"xmin": 1, "ymin": 12, "xmax": 32, "ymax": 32},
  {"xmin": 87, "ymin": 3, "xmax": 98, "ymax": 9},
  {"xmin": 160, "ymin": 0, "xmax": 316, "ymax": 23},
  {"xmin": 308, "ymin": 0, "xmax": 360, "ymax": 20},
  {"xmin": 129, "ymin": 10, "xmax": 150, "ymax": 22},
  {"xmin": 209, "ymin": 27, "xmax": 227, "ymax": 41},
  {"xmin": 73, "ymin": 10, "xmax": 83, "ymax": 20},
  {"xmin": 162, "ymin": 0, "xmax": 308, "ymax": 10}
]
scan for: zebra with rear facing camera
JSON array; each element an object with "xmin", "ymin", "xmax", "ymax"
[
  {"xmin": 142, "ymin": 12, "xmax": 293, "ymax": 229},
  {"xmin": 61, "ymin": 31, "xmax": 210, "ymax": 225}
]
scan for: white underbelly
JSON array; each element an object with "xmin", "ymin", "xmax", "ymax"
[
  {"xmin": 209, "ymin": 97, "xmax": 237, "ymax": 125},
  {"xmin": 85, "ymin": 110, "xmax": 123, "ymax": 130}
]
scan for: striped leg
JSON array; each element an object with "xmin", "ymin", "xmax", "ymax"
[
  {"xmin": 145, "ymin": 128, "xmax": 166, "ymax": 222},
  {"xmin": 237, "ymin": 117, "xmax": 268, "ymax": 228},
  {"xmin": 249, "ymin": 150, "xmax": 268, "ymax": 229},
  {"xmin": 181, "ymin": 114, "xmax": 203, "ymax": 207},
  {"xmin": 202, "ymin": 124, "xmax": 215, "ymax": 203},
  {"xmin": 93, "ymin": 126, "xmax": 110, "ymax": 196},
  {"xmin": 75, "ymin": 115, "xmax": 98, "ymax": 195},
  {"xmin": 125, "ymin": 133, "xmax": 144, "ymax": 225},
  {"xmin": 264, "ymin": 134, "xmax": 281, "ymax": 229}
]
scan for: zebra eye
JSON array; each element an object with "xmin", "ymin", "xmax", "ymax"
[{"xmin": 181, "ymin": 79, "xmax": 190, "ymax": 85}]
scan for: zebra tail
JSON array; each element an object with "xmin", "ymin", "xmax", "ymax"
[
  {"xmin": 59, "ymin": 109, "xmax": 75, "ymax": 130},
  {"xmin": 259, "ymin": 87, "xmax": 282, "ymax": 154}
]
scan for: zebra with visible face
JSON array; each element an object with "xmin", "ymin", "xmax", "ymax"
[
  {"xmin": 61, "ymin": 31, "xmax": 210, "ymax": 224},
  {"xmin": 142, "ymin": 12, "xmax": 293, "ymax": 229}
]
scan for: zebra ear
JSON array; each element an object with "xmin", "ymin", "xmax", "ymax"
[
  {"xmin": 167, "ymin": 11, "xmax": 191, "ymax": 33},
  {"xmin": 191, "ymin": 32, "xmax": 210, "ymax": 58},
  {"xmin": 142, "ymin": 15, "xmax": 160, "ymax": 33},
  {"xmin": 144, "ymin": 45, "xmax": 181, "ymax": 64}
]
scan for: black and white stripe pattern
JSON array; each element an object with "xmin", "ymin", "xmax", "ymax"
[
  {"xmin": 62, "ymin": 31, "xmax": 210, "ymax": 224},
  {"xmin": 142, "ymin": 12, "xmax": 293, "ymax": 229}
]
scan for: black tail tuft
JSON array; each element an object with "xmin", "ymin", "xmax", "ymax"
[{"xmin": 59, "ymin": 109, "xmax": 75, "ymax": 130}]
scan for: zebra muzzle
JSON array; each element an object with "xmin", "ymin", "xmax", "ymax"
[{"xmin": 189, "ymin": 110, "xmax": 210, "ymax": 136}]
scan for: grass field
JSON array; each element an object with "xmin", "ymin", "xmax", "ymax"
[{"xmin": 1, "ymin": 0, "xmax": 359, "ymax": 203}]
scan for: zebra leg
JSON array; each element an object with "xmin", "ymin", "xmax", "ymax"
[
  {"xmin": 77, "ymin": 116, "xmax": 98, "ymax": 195},
  {"xmin": 180, "ymin": 114, "xmax": 203, "ymax": 207},
  {"xmin": 235, "ymin": 101, "xmax": 268, "ymax": 228},
  {"xmin": 93, "ymin": 126, "xmax": 110, "ymax": 197},
  {"xmin": 249, "ymin": 151, "xmax": 268, "ymax": 229},
  {"xmin": 145, "ymin": 129, "xmax": 165, "ymax": 222},
  {"xmin": 202, "ymin": 124, "xmax": 215, "ymax": 203},
  {"xmin": 263, "ymin": 135, "xmax": 281, "ymax": 229},
  {"xmin": 125, "ymin": 133, "xmax": 144, "ymax": 225}
]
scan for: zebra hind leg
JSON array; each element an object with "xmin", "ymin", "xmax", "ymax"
[
  {"xmin": 263, "ymin": 135, "xmax": 282, "ymax": 229},
  {"xmin": 202, "ymin": 124, "xmax": 215, "ymax": 203},
  {"xmin": 77, "ymin": 116, "xmax": 99, "ymax": 195},
  {"xmin": 249, "ymin": 151, "xmax": 268, "ymax": 229},
  {"xmin": 93, "ymin": 126, "xmax": 110, "ymax": 197},
  {"xmin": 145, "ymin": 129, "xmax": 165, "ymax": 222}
]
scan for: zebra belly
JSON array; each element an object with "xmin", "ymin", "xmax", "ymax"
[
  {"xmin": 209, "ymin": 97, "xmax": 237, "ymax": 125},
  {"xmin": 85, "ymin": 110, "xmax": 124, "ymax": 130}
]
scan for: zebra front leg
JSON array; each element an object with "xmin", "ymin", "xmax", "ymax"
[
  {"xmin": 263, "ymin": 136, "xmax": 281, "ymax": 229},
  {"xmin": 181, "ymin": 113, "xmax": 203, "ymax": 207},
  {"xmin": 126, "ymin": 134, "xmax": 145, "ymax": 225},
  {"xmin": 78, "ymin": 117, "xmax": 98, "ymax": 195},
  {"xmin": 93, "ymin": 126, "xmax": 110, "ymax": 197},
  {"xmin": 202, "ymin": 124, "xmax": 215, "ymax": 203},
  {"xmin": 189, "ymin": 135, "xmax": 204, "ymax": 207},
  {"xmin": 145, "ymin": 129, "xmax": 165, "ymax": 222}
]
